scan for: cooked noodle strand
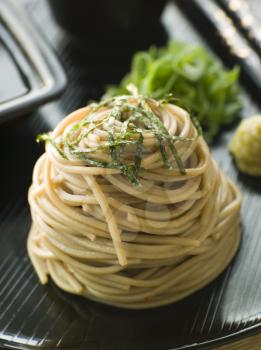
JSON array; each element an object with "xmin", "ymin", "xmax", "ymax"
[{"xmin": 28, "ymin": 97, "xmax": 241, "ymax": 309}]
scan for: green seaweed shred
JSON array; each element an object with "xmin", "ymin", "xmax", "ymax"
[
  {"xmin": 36, "ymin": 133, "xmax": 67, "ymax": 159},
  {"xmin": 36, "ymin": 93, "xmax": 201, "ymax": 186}
]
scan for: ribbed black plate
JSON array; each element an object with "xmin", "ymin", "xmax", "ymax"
[{"xmin": 0, "ymin": 0, "xmax": 261, "ymax": 349}]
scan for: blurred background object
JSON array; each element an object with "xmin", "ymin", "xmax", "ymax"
[
  {"xmin": 48, "ymin": 0, "xmax": 167, "ymax": 78},
  {"xmin": 0, "ymin": 0, "xmax": 66, "ymax": 123},
  {"xmin": 48, "ymin": 0, "xmax": 167, "ymax": 52}
]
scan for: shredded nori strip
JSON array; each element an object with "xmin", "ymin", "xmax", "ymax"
[{"xmin": 37, "ymin": 93, "xmax": 201, "ymax": 186}]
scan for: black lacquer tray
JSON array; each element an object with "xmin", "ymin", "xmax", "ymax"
[
  {"xmin": 0, "ymin": 0, "xmax": 66, "ymax": 124},
  {"xmin": 0, "ymin": 0, "xmax": 261, "ymax": 349}
]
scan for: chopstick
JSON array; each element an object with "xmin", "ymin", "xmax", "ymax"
[
  {"xmin": 217, "ymin": 0, "xmax": 261, "ymax": 57},
  {"xmin": 177, "ymin": 0, "xmax": 261, "ymax": 99}
]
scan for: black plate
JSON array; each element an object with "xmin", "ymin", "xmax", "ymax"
[
  {"xmin": 0, "ymin": 0, "xmax": 261, "ymax": 349},
  {"xmin": 0, "ymin": 0, "xmax": 66, "ymax": 124}
]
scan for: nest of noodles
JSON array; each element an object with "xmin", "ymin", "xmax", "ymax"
[{"xmin": 28, "ymin": 95, "xmax": 242, "ymax": 309}]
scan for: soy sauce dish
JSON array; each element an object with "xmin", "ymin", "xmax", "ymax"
[{"xmin": 0, "ymin": 0, "xmax": 66, "ymax": 123}]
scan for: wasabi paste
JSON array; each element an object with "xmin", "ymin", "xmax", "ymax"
[{"xmin": 229, "ymin": 115, "xmax": 261, "ymax": 176}]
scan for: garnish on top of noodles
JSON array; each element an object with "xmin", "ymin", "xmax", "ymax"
[{"xmin": 37, "ymin": 87, "xmax": 202, "ymax": 187}]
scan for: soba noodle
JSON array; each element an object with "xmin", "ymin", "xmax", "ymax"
[{"xmin": 28, "ymin": 95, "xmax": 241, "ymax": 309}]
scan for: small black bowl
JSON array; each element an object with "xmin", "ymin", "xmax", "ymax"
[{"xmin": 48, "ymin": 0, "xmax": 167, "ymax": 64}]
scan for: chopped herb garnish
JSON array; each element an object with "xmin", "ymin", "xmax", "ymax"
[
  {"xmin": 105, "ymin": 41, "xmax": 242, "ymax": 142},
  {"xmin": 36, "ymin": 93, "xmax": 201, "ymax": 186},
  {"xmin": 36, "ymin": 133, "xmax": 67, "ymax": 159}
]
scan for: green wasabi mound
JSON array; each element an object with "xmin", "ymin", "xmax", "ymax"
[{"xmin": 229, "ymin": 115, "xmax": 261, "ymax": 176}]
